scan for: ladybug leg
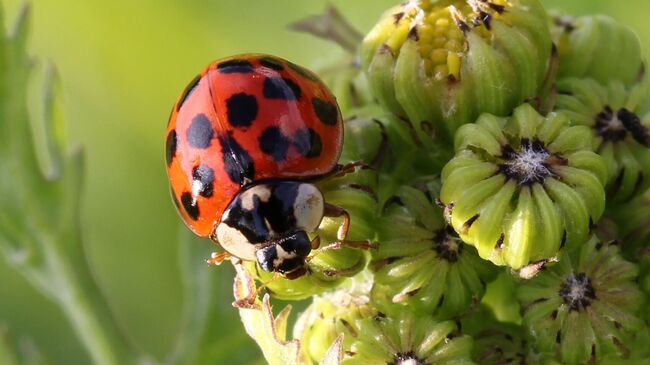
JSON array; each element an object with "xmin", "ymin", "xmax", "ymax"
[
  {"xmin": 330, "ymin": 161, "xmax": 373, "ymax": 179},
  {"xmin": 206, "ymin": 251, "xmax": 232, "ymax": 266},
  {"xmin": 310, "ymin": 235, "xmax": 321, "ymax": 250},
  {"xmin": 309, "ymin": 161, "xmax": 372, "ymax": 183},
  {"xmin": 321, "ymin": 203, "xmax": 376, "ymax": 251},
  {"xmin": 324, "ymin": 203, "xmax": 352, "ymax": 241}
]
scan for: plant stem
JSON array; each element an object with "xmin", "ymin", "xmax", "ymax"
[{"xmin": 34, "ymin": 232, "xmax": 139, "ymax": 365}]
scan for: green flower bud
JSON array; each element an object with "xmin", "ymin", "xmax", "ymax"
[
  {"xmin": 339, "ymin": 107, "xmax": 390, "ymax": 166},
  {"xmin": 603, "ymin": 191, "xmax": 650, "ymax": 260},
  {"xmin": 343, "ymin": 105, "xmax": 451, "ymax": 200},
  {"xmin": 461, "ymin": 306, "xmax": 532, "ymax": 365},
  {"xmin": 343, "ymin": 305, "xmax": 475, "ymax": 365},
  {"xmin": 553, "ymin": 14, "xmax": 644, "ymax": 85},
  {"xmin": 252, "ymin": 168, "xmax": 378, "ymax": 300},
  {"xmin": 371, "ymin": 182, "xmax": 497, "ymax": 317},
  {"xmin": 517, "ymin": 237, "xmax": 644, "ymax": 365},
  {"xmin": 555, "ymin": 78, "xmax": 650, "ymax": 203},
  {"xmin": 440, "ymin": 103, "xmax": 607, "ymax": 269},
  {"xmin": 361, "ymin": 0, "xmax": 552, "ymax": 141},
  {"xmin": 293, "ymin": 279, "xmax": 375, "ymax": 363}
]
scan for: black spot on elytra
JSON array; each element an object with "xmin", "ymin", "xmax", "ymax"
[
  {"xmin": 217, "ymin": 59, "xmax": 253, "ymax": 73},
  {"xmin": 187, "ymin": 114, "xmax": 213, "ymax": 149},
  {"xmin": 226, "ymin": 93, "xmax": 258, "ymax": 128},
  {"xmin": 312, "ymin": 97, "xmax": 339, "ymax": 126},
  {"xmin": 293, "ymin": 128, "xmax": 322, "ymax": 158},
  {"xmin": 259, "ymin": 127, "xmax": 291, "ymax": 161},
  {"xmin": 177, "ymin": 74, "xmax": 201, "ymax": 111},
  {"xmin": 192, "ymin": 164, "xmax": 215, "ymax": 197},
  {"xmin": 165, "ymin": 130, "xmax": 178, "ymax": 166},
  {"xmin": 287, "ymin": 62, "xmax": 318, "ymax": 81},
  {"xmin": 263, "ymin": 77, "xmax": 302, "ymax": 100},
  {"xmin": 181, "ymin": 192, "xmax": 199, "ymax": 220},
  {"xmin": 259, "ymin": 57, "xmax": 284, "ymax": 71},
  {"xmin": 218, "ymin": 133, "xmax": 255, "ymax": 185}
]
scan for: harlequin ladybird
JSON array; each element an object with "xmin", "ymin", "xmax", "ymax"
[{"xmin": 165, "ymin": 54, "xmax": 354, "ymax": 279}]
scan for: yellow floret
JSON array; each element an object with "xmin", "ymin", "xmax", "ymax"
[
  {"xmin": 431, "ymin": 49, "xmax": 447, "ymax": 64},
  {"xmin": 385, "ymin": 20, "xmax": 411, "ymax": 51},
  {"xmin": 435, "ymin": 18, "xmax": 450, "ymax": 27},
  {"xmin": 447, "ymin": 53, "xmax": 461, "ymax": 79},
  {"xmin": 434, "ymin": 37, "xmax": 447, "ymax": 47},
  {"xmin": 434, "ymin": 64, "xmax": 449, "ymax": 78},
  {"xmin": 446, "ymin": 39, "xmax": 463, "ymax": 52}
]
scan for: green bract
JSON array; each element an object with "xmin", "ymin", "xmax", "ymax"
[
  {"xmin": 371, "ymin": 184, "xmax": 496, "ymax": 317},
  {"xmin": 553, "ymin": 14, "xmax": 644, "ymax": 85},
  {"xmin": 361, "ymin": 0, "xmax": 552, "ymax": 142},
  {"xmin": 440, "ymin": 103, "xmax": 607, "ymax": 269},
  {"xmin": 342, "ymin": 306, "xmax": 475, "ymax": 365},
  {"xmin": 555, "ymin": 78, "xmax": 650, "ymax": 203},
  {"xmin": 517, "ymin": 237, "xmax": 644, "ymax": 365}
]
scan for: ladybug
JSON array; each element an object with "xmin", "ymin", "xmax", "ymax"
[{"xmin": 165, "ymin": 54, "xmax": 356, "ymax": 279}]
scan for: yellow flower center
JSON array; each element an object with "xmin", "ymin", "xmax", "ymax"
[{"xmin": 385, "ymin": 0, "xmax": 509, "ymax": 80}]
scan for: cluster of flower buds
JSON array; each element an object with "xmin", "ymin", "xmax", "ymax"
[{"xmin": 237, "ymin": 1, "xmax": 650, "ymax": 364}]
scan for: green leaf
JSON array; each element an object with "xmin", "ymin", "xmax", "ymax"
[
  {"xmin": 0, "ymin": 327, "xmax": 20, "ymax": 365},
  {"xmin": 165, "ymin": 228, "xmax": 260, "ymax": 365},
  {"xmin": 0, "ymin": 326, "xmax": 52, "ymax": 365},
  {"xmin": 233, "ymin": 264, "xmax": 305, "ymax": 365},
  {"xmin": 0, "ymin": 6, "xmax": 138, "ymax": 365}
]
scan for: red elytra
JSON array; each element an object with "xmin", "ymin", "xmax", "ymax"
[{"xmin": 165, "ymin": 54, "xmax": 343, "ymax": 237}]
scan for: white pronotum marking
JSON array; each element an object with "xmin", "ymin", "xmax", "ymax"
[
  {"xmin": 293, "ymin": 184, "xmax": 325, "ymax": 232},
  {"xmin": 215, "ymin": 222, "xmax": 257, "ymax": 260},
  {"xmin": 239, "ymin": 185, "xmax": 272, "ymax": 211}
]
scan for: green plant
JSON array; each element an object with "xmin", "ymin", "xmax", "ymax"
[{"xmin": 1, "ymin": 1, "xmax": 650, "ymax": 365}]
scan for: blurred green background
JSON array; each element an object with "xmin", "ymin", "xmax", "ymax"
[{"xmin": 0, "ymin": 0, "xmax": 648, "ymax": 364}]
